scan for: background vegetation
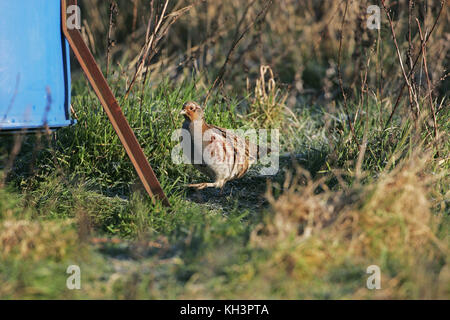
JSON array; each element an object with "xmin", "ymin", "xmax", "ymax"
[{"xmin": 0, "ymin": 0, "xmax": 448, "ymax": 299}]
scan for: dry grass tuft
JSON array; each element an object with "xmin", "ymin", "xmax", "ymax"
[
  {"xmin": 0, "ymin": 219, "xmax": 78, "ymax": 262},
  {"xmin": 247, "ymin": 65, "xmax": 288, "ymax": 127},
  {"xmin": 255, "ymin": 152, "xmax": 445, "ymax": 252},
  {"xmin": 340, "ymin": 155, "xmax": 444, "ymax": 258},
  {"xmin": 256, "ymin": 168, "xmax": 341, "ymax": 242},
  {"xmin": 251, "ymin": 152, "xmax": 448, "ymax": 298}
]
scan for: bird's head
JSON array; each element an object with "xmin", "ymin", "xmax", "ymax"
[{"xmin": 180, "ymin": 101, "xmax": 204, "ymax": 122}]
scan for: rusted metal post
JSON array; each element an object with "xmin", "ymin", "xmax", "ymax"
[{"xmin": 61, "ymin": 0, "xmax": 170, "ymax": 206}]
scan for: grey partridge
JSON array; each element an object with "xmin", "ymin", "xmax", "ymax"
[{"xmin": 180, "ymin": 101, "xmax": 267, "ymax": 189}]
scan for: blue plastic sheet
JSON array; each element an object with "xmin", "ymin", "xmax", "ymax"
[{"xmin": 0, "ymin": 0, "xmax": 73, "ymax": 130}]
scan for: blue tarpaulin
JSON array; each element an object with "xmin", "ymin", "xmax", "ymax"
[{"xmin": 0, "ymin": 0, "xmax": 73, "ymax": 130}]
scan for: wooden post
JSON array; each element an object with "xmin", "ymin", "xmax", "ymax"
[{"xmin": 61, "ymin": 0, "xmax": 170, "ymax": 206}]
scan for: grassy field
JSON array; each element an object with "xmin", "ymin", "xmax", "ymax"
[{"xmin": 0, "ymin": 0, "xmax": 449, "ymax": 299}]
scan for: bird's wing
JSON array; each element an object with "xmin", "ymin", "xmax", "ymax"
[{"xmin": 207, "ymin": 124, "xmax": 260, "ymax": 161}]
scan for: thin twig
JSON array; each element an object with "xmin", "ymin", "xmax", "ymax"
[
  {"xmin": 337, "ymin": 0, "xmax": 359, "ymax": 148},
  {"xmin": 139, "ymin": 0, "xmax": 155, "ymax": 115},
  {"xmin": 380, "ymin": 0, "xmax": 420, "ymax": 122},
  {"xmin": 125, "ymin": 0, "xmax": 194, "ymax": 99},
  {"xmin": 1, "ymin": 74, "xmax": 20, "ymax": 124},
  {"xmin": 106, "ymin": 0, "xmax": 118, "ymax": 80},
  {"xmin": 416, "ymin": 18, "xmax": 439, "ymax": 156},
  {"xmin": 384, "ymin": 0, "xmax": 445, "ymax": 128},
  {"xmin": 407, "ymin": 0, "xmax": 417, "ymax": 117},
  {"xmin": 132, "ymin": 0, "xmax": 138, "ymax": 35},
  {"xmin": 125, "ymin": 0, "xmax": 170, "ymax": 99},
  {"xmin": 204, "ymin": 0, "xmax": 273, "ymax": 105}
]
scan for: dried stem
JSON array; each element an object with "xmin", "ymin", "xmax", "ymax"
[
  {"xmin": 337, "ymin": 0, "xmax": 359, "ymax": 148},
  {"xmin": 407, "ymin": 0, "xmax": 417, "ymax": 116},
  {"xmin": 125, "ymin": 0, "xmax": 193, "ymax": 99},
  {"xmin": 380, "ymin": 0, "xmax": 420, "ymax": 122},
  {"xmin": 1, "ymin": 74, "xmax": 20, "ymax": 124},
  {"xmin": 132, "ymin": 0, "xmax": 138, "ymax": 35},
  {"xmin": 125, "ymin": 0, "xmax": 170, "ymax": 99},
  {"xmin": 204, "ymin": 0, "xmax": 273, "ymax": 105},
  {"xmin": 139, "ymin": 0, "xmax": 155, "ymax": 115},
  {"xmin": 416, "ymin": 18, "xmax": 439, "ymax": 155},
  {"xmin": 384, "ymin": 0, "xmax": 445, "ymax": 128},
  {"xmin": 106, "ymin": 0, "xmax": 118, "ymax": 80}
]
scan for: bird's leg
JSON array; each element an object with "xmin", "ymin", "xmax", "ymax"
[
  {"xmin": 188, "ymin": 180, "xmax": 226, "ymax": 190},
  {"xmin": 187, "ymin": 182, "xmax": 216, "ymax": 190}
]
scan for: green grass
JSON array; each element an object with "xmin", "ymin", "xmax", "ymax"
[{"xmin": 0, "ymin": 76, "xmax": 448, "ymax": 299}]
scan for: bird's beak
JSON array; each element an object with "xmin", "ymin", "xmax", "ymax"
[{"xmin": 180, "ymin": 109, "xmax": 187, "ymax": 115}]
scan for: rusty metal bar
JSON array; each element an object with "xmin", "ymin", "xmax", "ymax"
[{"xmin": 61, "ymin": 0, "xmax": 170, "ymax": 206}]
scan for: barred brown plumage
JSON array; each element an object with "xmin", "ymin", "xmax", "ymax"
[{"xmin": 180, "ymin": 101, "xmax": 268, "ymax": 190}]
